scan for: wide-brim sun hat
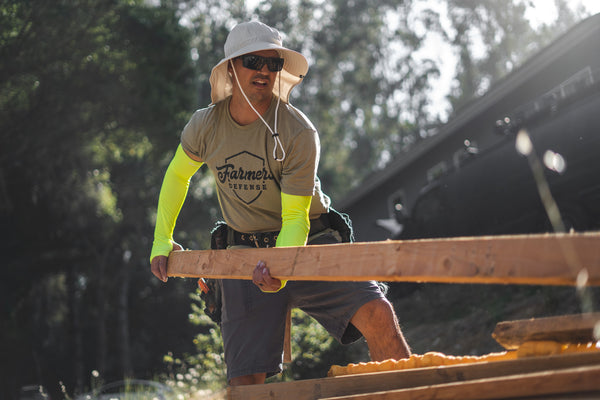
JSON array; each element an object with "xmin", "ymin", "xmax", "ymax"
[{"xmin": 209, "ymin": 21, "xmax": 309, "ymax": 104}]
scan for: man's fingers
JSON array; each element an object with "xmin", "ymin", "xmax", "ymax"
[
  {"xmin": 252, "ymin": 261, "xmax": 265, "ymax": 286},
  {"xmin": 159, "ymin": 261, "xmax": 168, "ymax": 282},
  {"xmin": 253, "ymin": 261, "xmax": 281, "ymax": 291},
  {"xmin": 151, "ymin": 256, "xmax": 169, "ymax": 282},
  {"xmin": 150, "ymin": 243, "xmax": 183, "ymax": 282}
]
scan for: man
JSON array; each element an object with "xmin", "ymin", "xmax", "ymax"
[{"xmin": 150, "ymin": 20, "xmax": 411, "ymax": 386}]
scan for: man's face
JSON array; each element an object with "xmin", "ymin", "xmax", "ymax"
[{"xmin": 230, "ymin": 50, "xmax": 281, "ymax": 105}]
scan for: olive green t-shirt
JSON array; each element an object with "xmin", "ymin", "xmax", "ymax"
[{"xmin": 181, "ymin": 97, "xmax": 330, "ymax": 233}]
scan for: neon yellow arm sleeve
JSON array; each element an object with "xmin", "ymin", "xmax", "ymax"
[
  {"xmin": 276, "ymin": 192, "xmax": 312, "ymax": 247},
  {"xmin": 259, "ymin": 192, "xmax": 311, "ymax": 293},
  {"xmin": 150, "ymin": 145, "xmax": 203, "ymax": 262}
]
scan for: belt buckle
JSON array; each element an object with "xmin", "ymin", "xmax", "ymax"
[{"xmin": 249, "ymin": 234, "xmax": 260, "ymax": 248}]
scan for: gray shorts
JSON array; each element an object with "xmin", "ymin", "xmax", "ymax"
[{"xmin": 220, "ymin": 278, "xmax": 384, "ymax": 380}]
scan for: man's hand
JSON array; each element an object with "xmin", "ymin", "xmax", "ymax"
[
  {"xmin": 252, "ymin": 260, "xmax": 282, "ymax": 292},
  {"xmin": 150, "ymin": 242, "xmax": 183, "ymax": 282}
]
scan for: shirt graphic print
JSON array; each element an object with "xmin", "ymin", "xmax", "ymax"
[{"xmin": 216, "ymin": 150, "xmax": 276, "ymax": 205}]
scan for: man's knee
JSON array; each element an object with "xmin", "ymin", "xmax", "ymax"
[
  {"xmin": 352, "ymin": 298, "xmax": 399, "ymax": 337},
  {"xmin": 370, "ymin": 297, "xmax": 396, "ymax": 318},
  {"xmin": 363, "ymin": 298, "xmax": 398, "ymax": 324},
  {"xmin": 229, "ymin": 373, "xmax": 266, "ymax": 386},
  {"xmin": 353, "ymin": 298, "xmax": 411, "ymax": 360}
]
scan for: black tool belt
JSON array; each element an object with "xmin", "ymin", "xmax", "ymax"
[
  {"xmin": 227, "ymin": 213, "xmax": 331, "ymax": 248},
  {"xmin": 229, "ymin": 230, "xmax": 279, "ymax": 248}
]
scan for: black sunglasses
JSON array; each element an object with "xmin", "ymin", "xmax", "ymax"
[{"xmin": 239, "ymin": 54, "xmax": 285, "ymax": 72}]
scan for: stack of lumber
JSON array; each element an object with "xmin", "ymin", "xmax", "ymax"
[
  {"xmin": 328, "ymin": 312, "xmax": 600, "ymax": 378},
  {"xmin": 228, "ymin": 313, "xmax": 600, "ymax": 400}
]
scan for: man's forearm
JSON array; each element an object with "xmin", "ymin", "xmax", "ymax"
[
  {"xmin": 276, "ymin": 192, "xmax": 312, "ymax": 247},
  {"xmin": 150, "ymin": 144, "xmax": 202, "ymax": 262}
]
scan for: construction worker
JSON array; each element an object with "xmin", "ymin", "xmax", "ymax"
[{"xmin": 150, "ymin": 20, "xmax": 411, "ymax": 386}]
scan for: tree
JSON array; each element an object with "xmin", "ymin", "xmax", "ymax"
[
  {"xmin": 0, "ymin": 0, "xmax": 197, "ymax": 397},
  {"xmin": 443, "ymin": 0, "xmax": 585, "ymax": 113}
]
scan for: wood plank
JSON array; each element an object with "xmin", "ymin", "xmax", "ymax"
[
  {"xmin": 493, "ymin": 313, "xmax": 600, "ymax": 350},
  {"xmin": 226, "ymin": 352, "xmax": 600, "ymax": 400},
  {"xmin": 318, "ymin": 365, "xmax": 600, "ymax": 400},
  {"xmin": 283, "ymin": 308, "xmax": 292, "ymax": 363},
  {"xmin": 168, "ymin": 232, "xmax": 600, "ymax": 285}
]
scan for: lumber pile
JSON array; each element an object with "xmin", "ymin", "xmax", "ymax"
[
  {"xmin": 228, "ymin": 314, "xmax": 600, "ymax": 400},
  {"xmin": 326, "ymin": 344, "xmax": 600, "ymax": 377},
  {"xmin": 327, "ymin": 312, "xmax": 600, "ymax": 379},
  {"xmin": 228, "ymin": 353, "xmax": 600, "ymax": 399}
]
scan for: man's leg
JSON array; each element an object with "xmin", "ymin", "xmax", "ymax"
[
  {"xmin": 229, "ymin": 373, "xmax": 266, "ymax": 386},
  {"xmin": 220, "ymin": 278, "xmax": 288, "ymax": 386},
  {"xmin": 350, "ymin": 298, "xmax": 411, "ymax": 361}
]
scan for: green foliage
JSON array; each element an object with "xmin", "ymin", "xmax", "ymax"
[
  {"xmin": 443, "ymin": 0, "xmax": 584, "ymax": 113},
  {"xmin": 0, "ymin": 0, "xmax": 197, "ymax": 397},
  {"xmin": 282, "ymin": 309, "xmax": 369, "ymax": 381},
  {"xmin": 159, "ymin": 290, "xmax": 226, "ymax": 393},
  {"xmin": 187, "ymin": 291, "xmax": 227, "ymax": 387}
]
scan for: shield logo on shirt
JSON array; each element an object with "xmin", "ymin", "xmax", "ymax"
[{"xmin": 216, "ymin": 151, "xmax": 274, "ymax": 205}]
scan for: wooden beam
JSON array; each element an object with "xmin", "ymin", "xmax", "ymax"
[
  {"xmin": 492, "ymin": 313, "xmax": 600, "ymax": 350},
  {"xmin": 168, "ymin": 232, "xmax": 600, "ymax": 285},
  {"xmin": 226, "ymin": 352, "xmax": 600, "ymax": 400},
  {"xmin": 318, "ymin": 365, "xmax": 600, "ymax": 400}
]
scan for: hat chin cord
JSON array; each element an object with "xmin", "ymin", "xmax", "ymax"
[{"xmin": 229, "ymin": 59, "xmax": 286, "ymax": 162}]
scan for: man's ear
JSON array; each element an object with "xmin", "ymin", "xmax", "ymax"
[{"xmin": 227, "ymin": 59, "xmax": 234, "ymax": 77}]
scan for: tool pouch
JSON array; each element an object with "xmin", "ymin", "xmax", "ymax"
[
  {"xmin": 322, "ymin": 209, "xmax": 388, "ymax": 295},
  {"xmin": 326, "ymin": 208, "xmax": 354, "ymax": 243},
  {"xmin": 199, "ymin": 221, "xmax": 227, "ymax": 324}
]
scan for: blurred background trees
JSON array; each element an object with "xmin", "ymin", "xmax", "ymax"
[
  {"xmin": 0, "ymin": 0, "xmax": 594, "ymax": 398},
  {"xmin": 1, "ymin": 0, "xmax": 200, "ymax": 396}
]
